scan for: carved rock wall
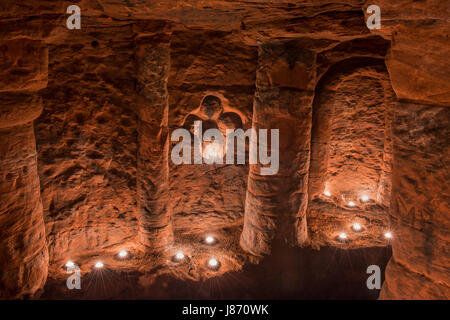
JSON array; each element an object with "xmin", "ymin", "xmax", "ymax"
[
  {"xmin": 380, "ymin": 103, "xmax": 450, "ymax": 299},
  {"xmin": 0, "ymin": 0, "xmax": 448, "ymax": 300},
  {"xmin": 240, "ymin": 40, "xmax": 315, "ymax": 255},
  {"xmin": 167, "ymin": 31, "xmax": 256, "ymax": 233},
  {"xmin": 35, "ymin": 20, "xmax": 138, "ymax": 270},
  {"xmin": 364, "ymin": 0, "xmax": 450, "ymax": 299},
  {"xmin": 308, "ymin": 56, "xmax": 394, "ymax": 249},
  {"xmin": 0, "ymin": 40, "xmax": 49, "ymax": 298}
]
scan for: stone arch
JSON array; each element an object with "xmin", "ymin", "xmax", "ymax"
[{"xmin": 308, "ymin": 57, "xmax": 395, "ymax": 247}]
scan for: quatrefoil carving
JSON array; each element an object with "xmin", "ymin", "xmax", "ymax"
[{"xmin": 182, "ymin": 95, "xmax": 243, "ymax": 135}]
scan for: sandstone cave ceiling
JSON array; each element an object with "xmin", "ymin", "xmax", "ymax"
[{"xmin": 0, "ymin": 0, "xmax": 449, "ymax": 300}]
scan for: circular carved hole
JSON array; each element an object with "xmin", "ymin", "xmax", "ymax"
[
  {"xmin": 218, "ymin": 112, "xmax": 243, "ymax": 133},
  {"xmin": 201, "ymin": 119, "xmax": 219, "ymax": 134},
  {"xmin": 183, "ymin": 114, "xmax": 203, "ymax": 133},
  {"xmin": 200, "ymin": 95, "xmax": 222, "ymax": 118}
]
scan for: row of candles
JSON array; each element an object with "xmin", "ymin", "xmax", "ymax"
[
  {"xmin": 65, "ymin": 229, "xmax": 393, "ymax": 273},
  {"xmin": 65, "ymin": 191, "xmax": 393, "ymax": 271},
  {"xmin": 324, "ymin": 189, "xmax": 370, "ymax": 206},
  {"xmin": 64, "ymin": 235, "xmax": 221, "ymax": 271},
  {"xmin": 172, "ymin": 235, "xmax": 220, "ymax": 269},
  {"xmin": 337, "ymin": 222, "xmax": 393, "ymax": 242},
  {"xmin": 324, "ymin": 190, "xmax": 393, "ymax": 241}
]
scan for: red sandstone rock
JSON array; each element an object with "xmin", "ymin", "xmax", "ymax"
[
  {"xmin": 0, "ymin": 39, "xmax": 48, "ymax": 299},
  {"xmin": 136, "ymin": 34, "xmax": 174, "ymax": 250},
  {"xmin": 240, "ymin": 40, "xmax": 315, "ymax": 255},
  {"xmin": 0, "ymin": 0, "xmax": 448, "ymax": 300},
  {"xmin": 168, "ymin": 31, "xmax": 256, "ymax": 234},
  {"xmin": 36, "ymin": 21, "xmax": 138, "ymax": 271}
]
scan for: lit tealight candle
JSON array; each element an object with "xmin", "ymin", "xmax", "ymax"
[
  {"xmin": 352, "ymin": 223, "xmax": 362, "ymax": 231},
  {"xmin": 175, "ymin": 252, "xmax": 185, "ymax": 261},
  {"xmin": 65, "ymin": 261, "xmax": 75, "ymax": 268},
  {"xmin": 348, "ymin": 201, "xmax": 355, "ymax": 207},
  {"xmin": 384, "ymin": 232, "xmax": 393, "ymax": 239},
  {"xmin": 203, "ymin": 143, "xmax": 221, "ymax": 160},
  {"xmin": 118, "ymin": 250, "xmax": 128, "ymax": 258},
  {"xmin": 324, "ymin": 190, "xmax": 331, "ymax": 197},
  {"xmin": 94, "ymin": 261, "xmax": 104, "ymax": 269},
  {"xmin": 209, "ymin": 149, "xmax": 217, "ymax": 158},
  {"xmin": 361, "ymin": 195, "xmax": 369, "ymax": 202},
  {"xmin": 208, "ymin": 258, "xmax": 218, "ymax": 268},
  {"xmin": 205, "ymin": 236, "xmax": 215, "ymax": 245},
  {"xmin": 338, "ymin": 233, "xmax": 347, "ymax": 240}
]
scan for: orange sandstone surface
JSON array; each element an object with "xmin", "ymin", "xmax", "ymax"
[{"xmin": 0, "ymin": 0, "xmax": 448, "ymax": 299}]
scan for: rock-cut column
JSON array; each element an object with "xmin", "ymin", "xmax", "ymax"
[
  {"xmin": 0, "ymin": 40, "xmax": 49, "ymax": 298},
  {"xmin": 135, "ymin": 32, "xmax": 174, "ymax": 250},
  {"xmin": 240, "ymin": 41, "xmax": 315, "ymax": 256}
]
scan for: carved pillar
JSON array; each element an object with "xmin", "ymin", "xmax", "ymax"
[
  {"xmin": 240, "ymin": 41, "xmax": 315, "ymax": 256},
  {"xmin": 135, "ymin": 31, "xmax": 173, "ymax": 250},
  {"xmin": 0, "ymin": 39, "xmax": 48, "ymax": 298}
]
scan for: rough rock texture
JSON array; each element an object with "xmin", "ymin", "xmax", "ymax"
[
  {"xmin": 0, "ymin": 123, "xmax": 49, "ymax": 299},
  {"xmin": 167, "ymin": 31, "xmax": 256, "ymax": 233},
  {"xmin": 363, "ymin": 0, "xmax": 450, "ymax": 106},
  {"xmin": 363, "ymin": 0, "xmax": 450, "ymax": 299},
  {"xmin": 240, "ymin": 40, "xmax": 315, "ymax": 255},
  {"xmin": 0, "ymin": 40, "xmax": 49, "ymax": 298},
  {"xmin": 0, "ymin": 0, "xmax": 448, "ymax": 300},
  {"xmin": 135, "ymin": 29, "xmax": 173, "ymax": 250},
  {"xmin": 35, "ymin": 19, "xmax": 138, "ymax": 270},
  {"xmin": 316, "ymin": 69, "xmax": 387, "ymax": 201},
  {"xmin": 0, "ymin": 40, "xmax": 48, "ymax": 92},
  {"xmin": 308, "ymin": 55, "xmax": 394, "ymax": 248},
  {"xmin": 380, "ymin": 103, "xmax": 450, "ymax": 299}
]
